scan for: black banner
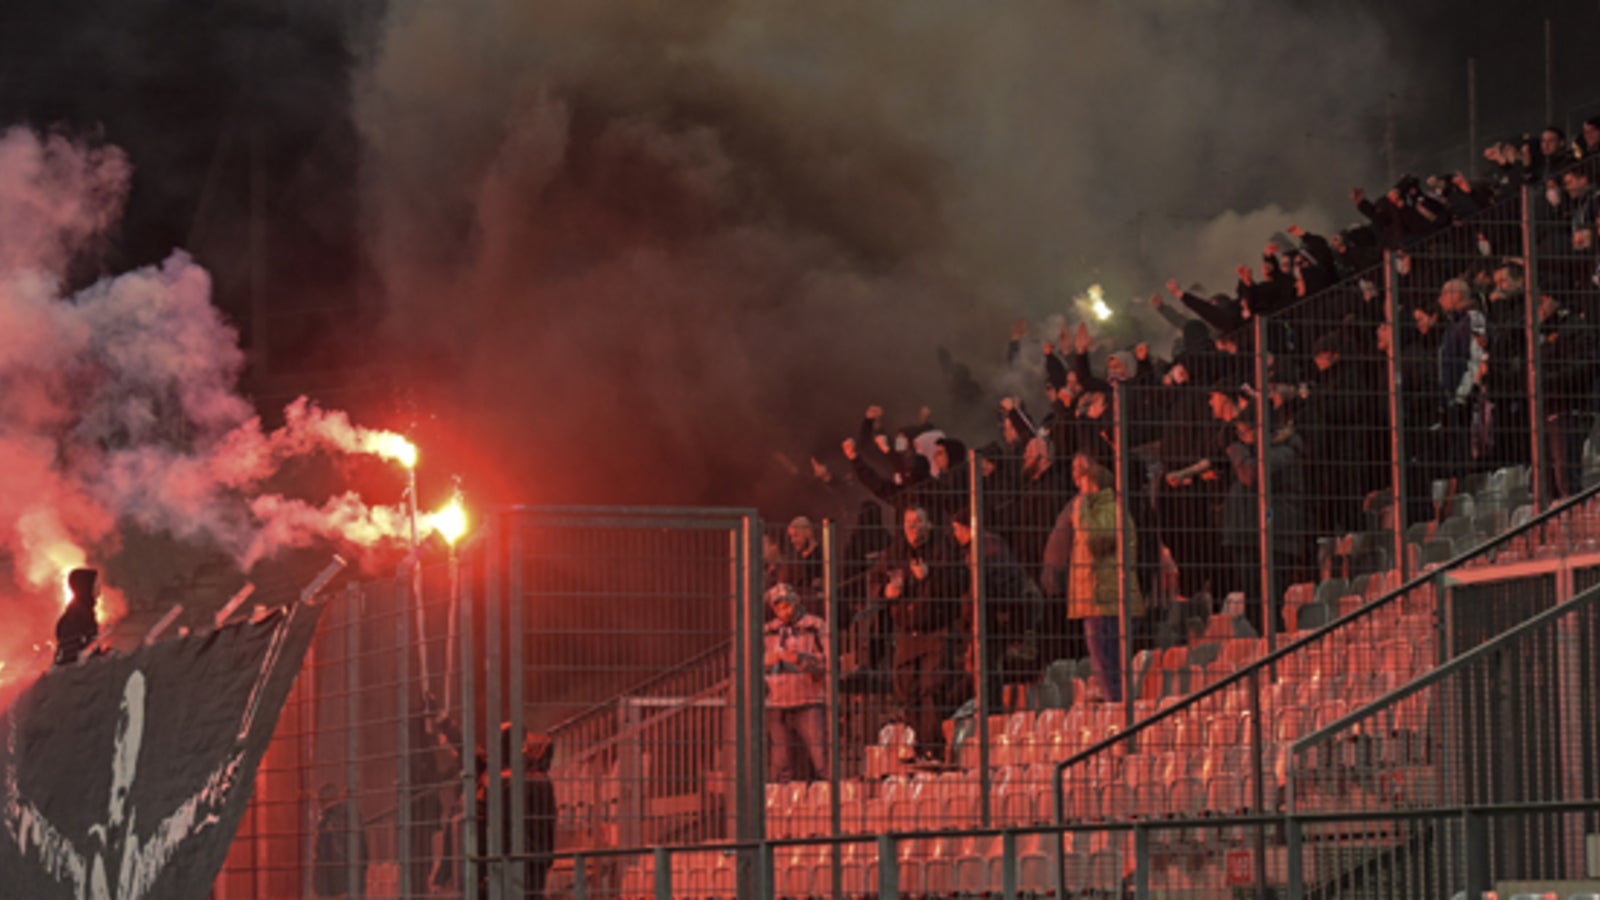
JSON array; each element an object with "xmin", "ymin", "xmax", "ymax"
[{"xmin": 1, "ymin": 601, "xmax": 323, "ymax": 900}]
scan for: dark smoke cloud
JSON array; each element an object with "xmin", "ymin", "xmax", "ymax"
[{"xmin": 353, "ymin": 2, "xmax": 1405, "ymax": 510}]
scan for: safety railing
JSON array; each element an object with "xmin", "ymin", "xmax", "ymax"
[
  {"xmin": 499, "ymin": 798, "xmax": 1600, "ymax": 899},
  {"xmin": 1051, "ymin": 479, "xmax": 1600, "ymax": 884},
  {"xmin": 1288, "ymin": 580, "xmax": 1600, "ymax": 892}
]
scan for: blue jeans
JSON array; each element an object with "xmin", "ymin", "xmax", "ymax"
[
  {"xmin": 1083, "ymin": 616, "xmax": 1123, "ymax": 703},
  {"xmin": 767, "ymin": 704, "xmax": 829, "ymax": 782}
]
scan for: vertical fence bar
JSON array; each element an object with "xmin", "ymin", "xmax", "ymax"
[
  {"xmin": 1286, "ymin": 816, "xmax": 1304, "ymax": 900},
  {"xmin": 1464, "ymin": 809, "xmax": 1490, "ymax": 896},
  {"xmin": 1113, "ymin": 382, "xmax": 1133, "ymax": 728},
  {"xmin": 1383, "ymin": 251, "xmax": 1408, "ymax": 575},
  {"xmin": 344, "ymin": 584, "xmax": 364, "ymax": 900},
  {"xmin": 877, "ymin": 834, "xmax": 899, "ymax": 900},
  {"xmin": 970, "ymin": 448, "xmax": 992, "ymax": 826},
  {"xmin": 823, "ymin": 518, "xmax": 843, "ymax": 899},
  {"xmin": 1384, "ymin": 249, "xmax": 1411, "ymax": 582},
  {"xmin": 484, "ymin": 514, "xmax": 505, "ymax": 900},
  {"xmin": 1253, "ymin": 315, "xmax": 1276, "ymax": 652},
  {"xmin": 1001, "ymin": 829, "xmax": 1018, "ymax": 900},
  {"xmin": 460, "ymin": 553, "xmax": 479, "ymax": 900},
  {"xmin": 397, "ymin": 572, "xmax": 413, "ymax": 899},
  {"xmin": 1521, "ymin": 183, "xmax": 1547, "ymax": 511},
  {"xmin": 1133, "ymin": 824, "xmax": 1151, "ymax": 900},
  {"xmin": 507, "ymin": 520, "xmax": 526, "ymax": 895}
]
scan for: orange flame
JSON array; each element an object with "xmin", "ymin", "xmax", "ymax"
[
  {"xmin": 427, "ymin": 495, "xmax": 468, "ymax": 546},
  {"xmin": 364, "ymin": 432, "xmax": 418, "ymax": 469}
]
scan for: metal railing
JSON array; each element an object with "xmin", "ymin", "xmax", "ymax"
[{"xmin": 1051, "ymin": 479, "xmax": 1600, "ymax": 886}]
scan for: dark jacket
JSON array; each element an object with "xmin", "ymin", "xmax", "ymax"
[{"xmin": 874, "ymin": 531, "xmax": 969, "ymax": 634}]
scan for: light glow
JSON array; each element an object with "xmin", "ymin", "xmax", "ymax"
[
  {"xmin": 365, "ymin": 432, "xmax": 418, "ymax": 469},
  {"xmin": 1087, "ymin": 284, "xmax": 1113, "ymax": 321},
  {"xmin": 429, "ymin": 495, "xmax": 468, "ymax": 546}
]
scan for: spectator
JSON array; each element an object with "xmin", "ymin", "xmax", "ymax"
[
  {"xmin": 54, "ymin": 568, "xmax": 99, "ymax": 666},
  {"xmin": 763, "ymin": 584, "xmax": 831, "ymax": 783},
  {"xmin": 951, "ymin": 508, "xmax": 1040, "ymax": 712},
  {"xmin": 1538, "ymin": 293, "xmax": 1600, "ymax": 499},
  {"xmin": 1437, "ymin": 278, "xmax": 1489, "ymax": 476},
  {"xmin": 1042, "ymin": 455, "xmax": 1144, "ymax": 703},
  {"xmin": 776, "ymin": 516, "xmax": 824, "ymax": 601},
  {"xmin": 313, "ymin": 784, "xmax": 368, "ymax": 899},
  {"xmin": 875, "ymin": 505, "xmax": 969, "ymax": 763}
]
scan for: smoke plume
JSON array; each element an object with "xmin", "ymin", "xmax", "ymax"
[
  {"xmin": 354, "ymin": 1, "xmax": 1406, "ymax": 511},
  {"xmin": 0, "ymin": 127, "xmax": 431, "ymax": 680}
]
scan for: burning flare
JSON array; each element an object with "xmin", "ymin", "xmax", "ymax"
[{"xmin": 427, "ymin": 495, "xmax": 468, "ymax": 546}]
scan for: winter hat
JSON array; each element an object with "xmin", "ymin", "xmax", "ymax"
[{"xmin": 1107, "ymin": 350, "xmax": 1137, "ymax": 382}]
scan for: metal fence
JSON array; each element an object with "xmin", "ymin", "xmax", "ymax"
[
  {"xmin": 1288, "ymin": 580, "xmax": 1600, "ymax": 897},
  {"xmin": 210, "ymin": 150, "xmax": 1600, "ymax": 900}
]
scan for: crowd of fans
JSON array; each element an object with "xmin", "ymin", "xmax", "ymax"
[{"xmin": 758, "ymin": 119, "xmax": 1600, "ymax": 780}]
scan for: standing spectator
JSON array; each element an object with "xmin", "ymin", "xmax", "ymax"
[
  {"xmin": 776, "ymin": 516, "xmax": 824, "ymax": 601},
  {"xmin": 1438, "ymin": 279, "xmax": 1488, "ymax": 477},
  {"xmin": 763, "ymin": 584, "xmax": 831, "ymax": 782},
  {"xmin": 1043, "ymin": 455, "xmax": 1144, "ymax": 703},
  {"xmin": 951, "ymin": 509, "xmax": 1039, "ymax": 712},
  {"xmin": 54, "ymin": 567, "xmax": 99, "ymax": 666},
  {"xmin": 1538, "ymin": 293, "xmax": 1600, "ymax": 499},
  {"xmin": 314, "ymin": 784, "xmax": 369, "ymax": 899},
  {"xmin": 876, "ymin": 506, "xmax": 969, "ymax": 763}
]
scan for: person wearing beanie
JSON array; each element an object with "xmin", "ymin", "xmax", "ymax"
[
  {"xmin": 763, "ymin": 584, "xmax": 831, "ymax": 782},
  {"xmin": 55, "ymin": 567, "xmax": 99, "ymax": 666}
]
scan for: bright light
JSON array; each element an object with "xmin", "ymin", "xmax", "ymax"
[
  {"xmin": 430, "ymin": 496, "xmax": 468, "ymax": 546},
  {"xmin": 365, "ymin": 432, "xmax": 418, "ymax": 469},
  {"xmin": 1087, "ymin": 284, "xmax": 1113, "ymax": 321}
]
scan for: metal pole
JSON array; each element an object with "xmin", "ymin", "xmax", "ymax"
[
  {"xmin": 1113, "ymin": 382, "xmax": 1134, "ymax": 727},
  {"xmin": 823, "ymin": 518, "xmax": 843, "ymax": 900},
  {"xmin": 1286, "ymin": 817, "xmax": 1304, "ymax": 900},
  {"xmin": 1134, "ymin": 824, "xmax": 1151, "ymax": 900},
  {"xmin": 1001, "ymin": 829, "xmax": 1018, "ymax": 900},
  {"xmin": 1248, "ymin": 667, "xmax": 1269, "ymax": 898},
  {"xmin": 1468, "ymin": 57, "xmax": 1480, "ymax": 180},
  {"xmin": 877, "ymin": 834, "xmax": 900, "ymax": 900},
  {"xmin": 969, "ymin": 448, "xmax": 992, "ymax": 827},
  {"xmin": 484, "ymin": 515, "xmax": 505, "ymax": 900},
  {"xmin": 397, "ymin": 574, "xmax": 414, "ymax": 899},
  {"xmin": 729, "ymin": 525, "xmax": 753, "ymax": 900},
  {"xmin": 1253, "ymin": 315, "xmax": 1276, "ymax": 652},
  {"xmin": 1520, "ymin": 184, "xmax": 1547, "ymax": 510},
  {"xmin": 508, "ymin": 520, "xmax": 527, "ymax": 897},
  {"xmin": 1385, "ymin": 250, "xmax": 1411, "ymax": 581},
  {"xmin": 1382, "ymin": 249, "xmax": 1408, "ymax": 573},
  {"xmin": 460, "ymin": 553, "xmax": 479, "ymax": 900},
  {"xmin": 344, "ymin": 584, "xmax": 364, "ymax": 900}
]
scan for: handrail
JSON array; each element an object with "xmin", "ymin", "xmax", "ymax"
[
  {"xmin": 1287, "ymin": 577, "xmax": 1600, "ymax": 810},
  {"xmin": 1053, "ymin": 477, "xmax": 1600, "ymax": 827}
]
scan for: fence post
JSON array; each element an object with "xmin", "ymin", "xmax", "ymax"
[
  {"xmin": 1134, "ymin": 824, "xmax": 1151, "ymax": 900},
  {"xmin": 344, "ymin": 584, "xmax": 366, "ymax": 900},
  {"xmin": 1001, "ymin": 829, "xmax": 1018, "ymax": 900},
  {"xmin": 653, "ymin": 846, "xmax": 671, "ymax": 899},
  {"xmin": 1252, "ymin": 314, "xmax": 1276, "ymax": 652},
  {"xmin": 397, "ymin": 570, "xmax": 414, "ymax": 899},
  {"xmin": 508, "ymin": 522, "xmax": 527, "ymax": 893},
  {"xmin": 823, "ymin": 518, "xmax": 843, "ymax": 900},
  {"xmin": 1383, "ymin": 250, "xmax": 1409, "ymax": 574},
  {"xmin": 1248, "ymin": 667, "xmax": 1269, "ymax": 896},
  {"xmin": 1383, "ymin": 249, "xmax": 1410, "ymax": 581},
  {"xmin": 484, "ymin": 513, "xmax": 505, "ymax": 900},
  {"xmin": 1113, "ymin": 381, "xmax": 1134, "ymax": 728},
  {"xmin": 1463, "ymin": 809, "xmax": 1491, "ymax": 896},
  {"xmin": 1285, "ymin": 816, "xmax": 1304, "ymax": 900},
  {"xmin": 877, "ymin": 833, "xmax": 900, "ymax": 900},
  {"xmin": 970, "ymin": 448, "xmax": 992, "ymax": 827},
  {"xmin": 573, "ymin": 852, "xmax": 586, "ymax": 900},
  {"xmin": 1520, "ymin": 183, "xmax": 1547, "ymax": 510}
]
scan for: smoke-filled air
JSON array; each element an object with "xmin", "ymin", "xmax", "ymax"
[
  {"xmin": 0, "ymin": 128, "xmax": 447, "ymax": 684},
  {"xmin": 355, "ymin": 1, "xmax": 1404, "ymax": 511}
]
